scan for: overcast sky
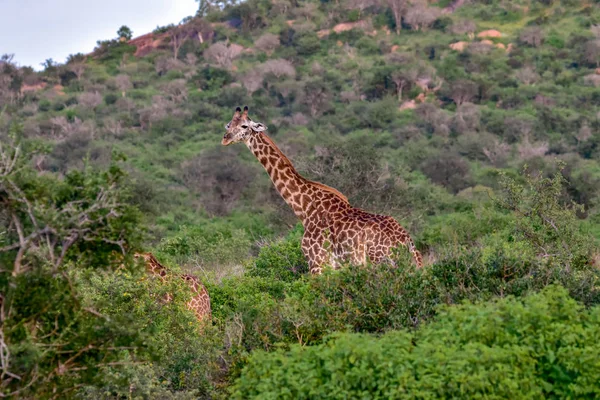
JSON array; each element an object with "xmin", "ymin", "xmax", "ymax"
[{"xmin": 0, "ymin": 0, "xmax": 198, "ymax": 69}]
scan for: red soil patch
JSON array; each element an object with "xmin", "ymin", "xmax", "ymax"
[
  {"xmin": 128, "ymin": 32, "xmax": 169, "ymax": 57},
  {"xmin": 318, "ymin": 20, "xmax": 374, "ymax": 38},
  {"xmin": 21, "ymin": 82, "xmax": 47, "ymax": 93},
  {"xmin": 477, "ymin": 29, "xmax": 502, "ymax": 38}
]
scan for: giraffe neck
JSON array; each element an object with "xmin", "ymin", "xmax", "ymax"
[
  {"xmin": 144, "ymin": 253, "xmax": 168, "ymax": 278},
  {"xmin": 246, "ymin": 132, "xmax": 308, "ymax": 220}
]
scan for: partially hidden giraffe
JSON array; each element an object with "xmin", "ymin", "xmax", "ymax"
[
  {"xmin": 135, "ymin": 253, "xmax": 212, "ymax": 323},
  {"xmin": 222, "ymin": 106, "xmax": 423, "ymax": 274}
]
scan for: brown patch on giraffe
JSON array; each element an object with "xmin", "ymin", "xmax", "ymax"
[
  {"xmin": 287, "ymin": 180, "xmax": 299, "ymax": 192},
  {"xmin": 135, "ymin": 253, "xmax": 211, "ymax": 325}
]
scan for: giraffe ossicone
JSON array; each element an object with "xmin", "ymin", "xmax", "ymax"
[{"xmin": 222, "ymin": 106, "xmax": 423, "ymax": 274}]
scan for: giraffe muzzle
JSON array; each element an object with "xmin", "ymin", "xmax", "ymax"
[{"xmin": 222, "ymin": 135, "xmax": 233, "ymax": 146}]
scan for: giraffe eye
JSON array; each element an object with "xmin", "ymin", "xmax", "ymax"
[
  {"xmin": 225, "ymin": 123, "xmax": 230, "ymax": 129},
  {"xmin": 241, "ymin": 124, "xmax": 248, "ymax": 129}
]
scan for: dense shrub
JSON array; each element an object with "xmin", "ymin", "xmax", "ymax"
[
  {"xmin": 421, "ymin": 152, "xmax": 473, "ymax": 193},
  {"xmin": 233, "ymin": 286, "xmax": 600, "ymax": 399},
  {"xmin": 246, "ymin": 225, "xmax": 308, "ymax": 282}
]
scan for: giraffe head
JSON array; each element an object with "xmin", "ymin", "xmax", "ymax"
[
  {"xmin": 222, "ymin": 106, "xmax": 267, "ymax": 146},
  {"xmin": 135, "ymin": 252, "xmax": 168, "ymax": 278}
]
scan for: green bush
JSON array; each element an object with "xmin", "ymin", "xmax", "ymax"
[
  {"xmin": 295, "ymin": 33, "xmax": 321, "ymax": 56},
  {"xmin": 232, "ymin": 286, "xmax": 600, "ymax": 399},
  {"xmin": 104, "ymin": 92, "xmax": 119, "ymax": 105},
  {"xmin": 355, "ymin": 36, "xmax": 380, "ymax": 56},
  {"xmin": 159, "ymin": 224, "xmax": 253, "ymax": 270},
  {"xmin": 246, "ymin": 225, "xmax": 308, "ymax": 282},
  {"xmin": 495, "ymin": 162, "xmax": 594, "ymax": 270},
  {"xmin": 273, "ymin": 243, "xmax": 600, "ymax": 339}
]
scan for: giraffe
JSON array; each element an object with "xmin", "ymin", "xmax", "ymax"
[
  {"xmin": 135, "ymin": 252, "xmax": 212, "ymax": 323},
  {"xmin": 222, "ymin": 106, "xmax": 423, "ymax": 274}
]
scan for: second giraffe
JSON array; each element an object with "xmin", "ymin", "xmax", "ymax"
[{"xmin": 222, "ymin": 106, "xmax": 423, "ymax": 274}]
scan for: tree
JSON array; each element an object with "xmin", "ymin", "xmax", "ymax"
[
  {"xmin": 0, "ymin": 138, "xmax": 140, "ymax": 394},
  {"xmin": 204, "ymin": 42, "xmax": 243, "ymax": 69},
  {"xmin": 496, "ymin": 162, "xmax": 592, "ymax": 269},
  {"xmin": 163, "ymin": 79, "xmax": 188, "ymax": 103},
  {"xmin": 169, "ymin": 24, "xmax": 190, "ymax": 60},
  {"xmin": 391, "ymin": 68, "xmax": 418, "ymax": 101},
  {"xmin": 114, "ymin": 74, "xmax": 132, "ymax": 97},
  {"xmin": 405, "ymin": 4, "xmax": 440, "ymax": 31},
  {"xmin": 261, "ymin": 59, "xmax": 296, "ymax": 79},
  {"xmin": 39, "ymin": 58, "xmax": 59, "ymax": 83},
  {"xmin": 68, "ymin": 62, "xmax": 86, "ymax": 81},
  {"xmin": 302, "ymin": 79, "xmax": 330, "ymax": 117},
  {"xmin": 117, "ymin": 25, "xmax": 133, "ymax": 41},
  {"xmin": 181, "ymin": 148, "xmax": 256, "ymax": 215},
  {"xmin": 188, "ymin": 17, "xmax": 215, "ymax": 44},
  {"xmin": 345, "ymin": 0, "xmax": 378, "ymax": 18},
  {"xmin": 421, "ymin": 153, "xmax": 472, "ymax": 193},
  {"xmin": 416, "ymin": 102, "xmax": 451, "ymax": 136},
  {"xmin": 78, "ymin": 91, "xmax": 103, "ymax": 110},
  {"xmin": 195, "ymin": 0, "xmax": 235, "ymax": 16},
  {"xmin": 449, "ymin": 79, "xmax": 478, "ymax": 105},
  {"xmin": 255, "ymin": 33, "xmax": 281, "ymax": 55},
  {"xmin": 449, "ymin": 19, "xmax": 476, "ymax": 37},
  {"xmin": 40, "ymin": 58, "xmax": 55, "ymax": 71},
  {"xmin": 386, "ymin": 0, "xmax": 409, "ymax": 35},
  {"xmin": 519, "ymin": 26, "xmax": 544, "ymax": 47},
  {"xmin": 297, "ymin": 137, "xmax": 399, "ymax": 210},
  {"xmin": 0, "ymin": 54, "xmax": 22, "ymax": 105},
  {"xmin": 241, "ymin": 68, "xmax": 264, "ymax": 94},
  {"xmin": 295, "ymin": 2, "xmax": 318, "ymax": 21},
  {"xmin": 515, "ymin": 66, "xmax": 540, "ymax": 85},
  {"xmin": 584, "ymin": 39, "xmax": 600, "ymax": 67},
  {"xmin": 196, "ymin": 0, "xmax": 213, "ymax": 16}
]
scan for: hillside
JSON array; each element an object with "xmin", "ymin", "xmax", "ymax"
[{"xmin": 1, "ymin": 0, "xmax": 600, "ymax": 397}]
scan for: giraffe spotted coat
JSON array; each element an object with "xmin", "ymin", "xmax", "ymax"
[
  {"xmin": 135, "ymin": 253, "xmax": 211, "ymax": 322},
  {"xmin": 222, "ymin": 106, "xmax": 423, "ymax": 274}
]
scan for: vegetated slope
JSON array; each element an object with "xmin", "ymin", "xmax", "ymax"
[
  {"xmin": 2, "ymin": 0, "xmax": 599, "ymax": 252},
  {"xmin": 1, "ymin": 0, "xmax": 600, "ymax": 397}
]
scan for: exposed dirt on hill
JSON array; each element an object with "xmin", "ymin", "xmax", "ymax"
[
  {"xmin": 477, "ymin": 29, "xmax": 502, "ymax": 38},
  {"xmin": 21, "ymin": 82, "xmax": 47, "ymax": 93},
  {"xmin": 128, "ymin": 32, "xmax": 170, "ymax": 57},
  {"xmin": 317, "ymin": 20, "xmax": 375, "ymax": 38}
]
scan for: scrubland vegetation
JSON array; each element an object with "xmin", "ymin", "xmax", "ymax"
[{"xmin": 1, "ymin": 0, "xmax": 600, "ymax": 397}]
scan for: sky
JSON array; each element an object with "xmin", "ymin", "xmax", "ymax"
[{"xmin": 0, "ymin": 0, "xmax": 199, "ymax": 69}]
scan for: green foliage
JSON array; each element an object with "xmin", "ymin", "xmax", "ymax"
[
  {"xmin": 246, "ymin": 225, "xmax": 308, "ymax": 282},
  {"xmin": 159, "ymin": 223, "xmax": 253, "ymax": 271},
  {"xmin": 295, "ymin": 33, "xmax": 321, "ymax": 56},
  {"xmin": 3, "ymin": 0, "xmax": 600, "ymax": 396},
  {"xmin": 79, "ymin": 269, "xmax": 222, "ymax": 397},
  {"xmin": 233, "ymin": 286, "xmax": 600, "ymax": 399},
  {"xmin": 117, "ymin": 25, "xmax": 133, "ymax": 40},
  {"xmin": 495, "ymin": 161, "xmax": 593, "ymax": 270},
  {"xmin": 104, "ymin": 92, "xmax": 118, "ymax": 105}
]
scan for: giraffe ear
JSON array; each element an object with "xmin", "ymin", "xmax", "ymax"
[{"xmin": 250, "ymin": 121, "xmax": 267, "ymax": 132}]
